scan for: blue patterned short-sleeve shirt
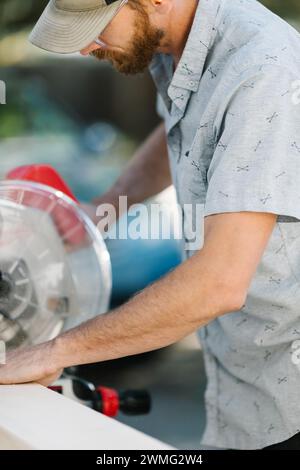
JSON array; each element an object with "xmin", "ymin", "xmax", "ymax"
[{"xmin": 149, "ymin": 0, "xmax": 300, "ymax": 450}]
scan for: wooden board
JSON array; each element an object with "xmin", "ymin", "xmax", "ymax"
[{"xmin": 0, "ymin": 384, "xmax": 173, "ymax": 450}]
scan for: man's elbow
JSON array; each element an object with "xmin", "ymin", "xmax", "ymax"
[
  {"xmin": 181, "ymin": 283, "xmax": 246, "ymax": 332},
  {"xmin": 194, "ymin": 281, "xmax": 247, "ymax": 324},
  {"xmin": 218, "ymin": 284, "xmax": 247, "ymax": 316}
]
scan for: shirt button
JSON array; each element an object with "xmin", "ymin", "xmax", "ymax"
[{"xmin": 189, "ymin": 80, "xmax": 195, "ymax": 87}]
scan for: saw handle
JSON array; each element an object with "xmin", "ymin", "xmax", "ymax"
[
  {"xmin": 6, "ymin": 165, "xmax": 78, "ymax": 202},
  {"xmin": 6, "ymin": 165, "xmax": 87, "ymax": 246}
]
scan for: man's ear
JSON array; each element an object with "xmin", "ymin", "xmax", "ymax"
[
  {"xmin": 148, "ymin": 0, "xmax": 172, "ymax": 15},
  {"xmin": 80, "ymin": 43, "xmax": 103, "ymax": 56}
]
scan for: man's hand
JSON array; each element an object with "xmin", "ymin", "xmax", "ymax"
[{"xmin": 0, "ymin": 342, "xmax": 63, "ymax": 387}]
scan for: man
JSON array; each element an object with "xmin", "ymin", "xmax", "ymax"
[{"xmin": 1, "ymin": 0, "xmax": 300, "ymax": 450}]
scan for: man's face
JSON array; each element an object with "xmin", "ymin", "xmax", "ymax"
[{"xmin": 81, "ymin": 2, "xmax": 165, "ymax": 75}]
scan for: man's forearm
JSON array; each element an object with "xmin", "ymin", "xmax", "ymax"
[
  {"xmin": 93, "ymin": 122, "xmax": 171, "ymax": 215},
  {"xmin": 52, "ymin": 248, "xmax": 244, "ymax": 369}
]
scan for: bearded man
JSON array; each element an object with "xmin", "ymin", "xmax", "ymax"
[{"xmin": 1, "ymin": 0, "xmax": 300, "ymax": 450}]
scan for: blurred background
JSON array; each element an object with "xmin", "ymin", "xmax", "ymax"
[{"xmin": 0, "ymin": 0, "xmax": 299, "ymax": 449}]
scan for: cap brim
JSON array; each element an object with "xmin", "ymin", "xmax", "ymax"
[{"xmin": 29, "ymin": 0, "xmax": 123, "ymax": 54}]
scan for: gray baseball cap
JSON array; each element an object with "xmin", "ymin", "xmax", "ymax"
[{"xmin": 29, "ymin": 0, "xmax": 126, "ymax": 54}]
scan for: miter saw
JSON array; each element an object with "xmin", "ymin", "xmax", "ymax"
[
  {"xmin": 0, "ymin": 164, "xmax": 112, "ymax": 350},
  {"xmin": 0, "ymin": 164, "xmax": 151, "ymax": 418}
]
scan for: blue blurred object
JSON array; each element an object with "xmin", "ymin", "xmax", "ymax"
[
  {"xmin": 105, "ymin": 187, "xmax": 183, "ymax": 305},
  {"xmin": 107, "ymin": 234, "xmax": 182, "ymax": 305}
]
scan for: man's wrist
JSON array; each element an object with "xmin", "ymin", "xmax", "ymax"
[{"xmin": 50, "ymin": 334, "xmax": 71, "ymax": 371}]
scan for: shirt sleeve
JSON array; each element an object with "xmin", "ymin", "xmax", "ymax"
[{"xmin": 204, "ymin": 65, "xmax": 300, "ymax": 223}]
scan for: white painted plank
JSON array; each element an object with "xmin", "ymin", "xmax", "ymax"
[{"xmin": 0, "ymin": 384, "xmax": 173, "ymax": 450}]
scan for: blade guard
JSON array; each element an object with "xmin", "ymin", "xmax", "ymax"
[
  {"xmin": 6, "ymin": 165, "xmax": 78, "ymax": 202},
  {"xmin": 6, "ymin": 165, "xmax": 85, "ymax": 246}
]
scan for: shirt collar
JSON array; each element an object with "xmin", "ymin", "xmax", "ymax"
[{"xmin": 150, "ymin": 0, "xmax": 221, "ymax": 112}]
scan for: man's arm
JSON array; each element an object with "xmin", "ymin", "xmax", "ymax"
[
  {"xmin": 84, "ymin": 122, "xmax": 171, "ymax": 224},
  {"xmin": 0, "ymin": 211, "xmax": 277, "ymax": 385}
]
